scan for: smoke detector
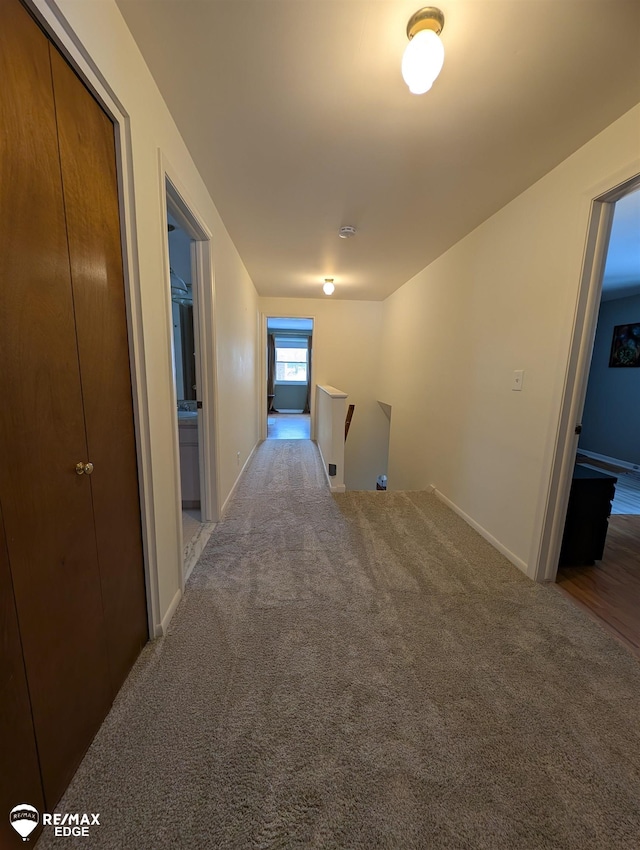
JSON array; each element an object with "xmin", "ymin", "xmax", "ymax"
[{"xmin": 338, "ymin": 226, "xmax": 357, "ymax": 239}]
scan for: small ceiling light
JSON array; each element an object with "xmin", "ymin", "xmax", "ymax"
[
  {"xmin": 402, "ymin": 7, "xmax": 445, "ymax": 95},
  {"xmin": 338, "ymin": 226, "xmax": 357, "ymax": 239},
  {"xmin": 323, "ymin": 278, "xmax": 335, "ymax": 295}
]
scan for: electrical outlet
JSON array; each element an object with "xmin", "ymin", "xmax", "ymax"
[
  {"xmin": 512, "ymin": 370, "xmax": 524, "ymax": 391},
  {"xmin": 237, "ymin": 451, "xmax": 241, "ymax": 466}
]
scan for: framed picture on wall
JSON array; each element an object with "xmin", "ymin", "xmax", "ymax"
[{"xmin": 609, "ymin": 322, "xmax": 640, "ymax": 367}]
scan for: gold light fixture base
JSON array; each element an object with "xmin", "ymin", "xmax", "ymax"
[{"xmin": 406, "ymin": 6, "xmax": 445, "ymax": 40}]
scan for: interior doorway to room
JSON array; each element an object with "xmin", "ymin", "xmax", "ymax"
[
  {"xmin": 575, "ymin": 187, "xmax": 640, "ymax": 516},
  {"xmin": 167, "ymin": 213, "xmax": 201, "ymax": 541},
  {"xmin": 165, "ymin": 181, "xmax": 218, "ymax": 576},
  {"xmin": 266, "ymin": 317, "xmax": 314, "ymax": 440},
  {"xmin": 554, "ymin": 183, "xmax": 640, "ymax": 656}
]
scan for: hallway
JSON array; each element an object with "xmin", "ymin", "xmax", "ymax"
[
  {"xmin": 267, "ymin": 412, "xmax": 310, "ymax": 440},
  {"xmin": 37, "ymin": 441, "xmax": 640, "ymax": 849}
]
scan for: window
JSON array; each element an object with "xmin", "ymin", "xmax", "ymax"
[{"xmin": 275, "ymin": 337, "xmax": 308, "ymax": 383}]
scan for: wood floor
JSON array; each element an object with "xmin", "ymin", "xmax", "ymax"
[
  {"xmin": 267, "ymin": 413, "xmax": 310, "ymax": 440},
  {"xmin": 610, "ymin": 473, "xmax": 640, "ymax": 515},
  {"xmin": 576, "ymin": 455, "xmax": 640, "ymax": 514},
  {"xmin": 556, "ymin": 514, "xmax": 640, "ymax": 658}
]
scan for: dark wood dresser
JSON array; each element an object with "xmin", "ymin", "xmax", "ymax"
[{"xmin": 559, "ymin": 464, "xmax": 617, "ymax": 566}]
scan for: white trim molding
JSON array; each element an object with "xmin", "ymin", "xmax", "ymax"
[
  {"xmin": 577, "ymin": 448, "xmax": 640, "ymax": 473},
  {"xmin": 157, "ymin": 589, "xmax": 182, "ymax": 638},
  {"xmin": 31, "ymin": 0, "xmax": 162, "ymax": 637},
  {"xmin": 159, "ymin": 155, "xmax": 221, "ymax": 598},
  {"xmin": 433, "ymin": 488, "xmax": 528, "ymax": 575},
  {"xmin": 220, "ymin": 442, "xmax": 260, "ymax": 517}
]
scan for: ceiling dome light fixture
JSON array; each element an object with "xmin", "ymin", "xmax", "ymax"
[
  {"xmin": 323, "ymin": 278, "xmax": 335, "ymax": 296},
  {"xmin": 338, "ymin": 226, "xmax": 357, "ymax": 239},
  {"xmin": 402, "ymin": 7, "xmax": 445, "ymax": 95}
]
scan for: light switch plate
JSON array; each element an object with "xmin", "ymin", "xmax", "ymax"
[{"xmin": 512, "ymin": 369, "xmax": 524, "ymax": 391}]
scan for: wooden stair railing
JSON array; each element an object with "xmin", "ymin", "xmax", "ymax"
[{"xmin": 345, "ymin": 404, "xmax": 355, "ymax": 442}]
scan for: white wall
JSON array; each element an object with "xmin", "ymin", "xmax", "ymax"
[
  {"xmin": 53, "ymin": 0, "xmax": 260, "ymax": 628},
  {"xmin": 580, "ymin": 293, "xmax": 640, "ymax": 464},
  {"xmin": 259, "ymin": 298, "xmax": 389, "ymax": 490},
  {"xmin": 316, "ymin": 385, "xmax": 347, "ymax": 492},
  {"xmin": 379, "ymin": 104, "xmax": 640, "ymax": 575}
]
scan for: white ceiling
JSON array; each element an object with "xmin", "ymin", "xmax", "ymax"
[{"xmin": 116, "ymin": 0, "xmax": 640, "ymax": 301}]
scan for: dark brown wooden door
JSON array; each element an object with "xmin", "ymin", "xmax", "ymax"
[
  {"xmin": 0, "ymin": 504, "xmax": 45, "ymax": 847},
  {"xmin": 0, "ymin": 0, "xmax": 113, "ymax": 808},
  {"xmin": 0, "ymin": 0, "xmax": 147, "ymax": 812},
  {"xmin": 50, "ymin": 48, "xmax": 148, "ymax": 694}
]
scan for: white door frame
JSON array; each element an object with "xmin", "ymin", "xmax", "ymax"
[
  {"xmin": 29, "ymin": 0, "xmax": 164, "ymax": 636},
  {"xmin": 260, "ymin": 313, "xmax": 315, "ymax": 442},
  {"xmin": 531, "ymin": 172, "xmax": 640, "ymax": 583},
  {"xmin": 161, "ymin": 162, "xmax": 220, "ymax": 582}
]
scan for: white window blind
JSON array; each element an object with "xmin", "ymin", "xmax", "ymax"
[{"xmin": 275, "ymin": 336, "xmax": 308, "ymax": 383}]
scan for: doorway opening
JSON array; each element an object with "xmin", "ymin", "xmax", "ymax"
[
  {"xmin": 537, "ymin": 176, "xmax": 640, "ymax": 655},
  {"xmin": 575, "ymin": 186, "xmax": 640, "ymax": 515},
  {"xmin": 266, "ymin": 317, "xmax": 314, "ymax": 440},
  {"xmin": 165, "ymin": 178, "xmax": 218, "ymax": 581}
]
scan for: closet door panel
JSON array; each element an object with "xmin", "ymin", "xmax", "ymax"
[
  {"xmin": 0, "ymin": 504, "xmax": 44, "ymax": 847},
  {"xmin": 0, "ymin": 0, "xmax": 112, "ymax": 809},
  {"xmin": 50, "ymin": 49, "xmax": 148, "ymax": 692}
]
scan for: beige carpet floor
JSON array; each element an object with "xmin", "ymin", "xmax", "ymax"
[{"xmin": 37, "ymin": 440, "xmax": 640, "ymax": 849}]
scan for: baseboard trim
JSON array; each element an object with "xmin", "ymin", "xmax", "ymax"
[
  {"xmin": 220, "ymin": 441, "xmax": 260, "ymax": 518},
  {"xmin": 433, "ymin": 488, "xmax": 529, "ymax": 576},
  {"xmin": 316, "ymin": 440, "xmax": 329, "ymax": 489},
  {"xmin": 155, "ymin": 587, "xmax": 182, "ymax": 637},
  {"xmin": 316, "ymin": 440, "xmax": 345, "ymax": 492},
  {"xmin": 183, "ymin": 522, "xmax": 216, "ymax": 583},
  {"xmin": 577, "ymin": 448, "xmax": 640, "ymax": 472}
]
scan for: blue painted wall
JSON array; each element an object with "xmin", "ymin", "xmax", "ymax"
[
  {"xmin": 579, "ymin": 293, "xmax": 640, "ymax": 464},
  {"xmin": 273, "ymin": 383, "xmax": 307, "ymax": 411}
]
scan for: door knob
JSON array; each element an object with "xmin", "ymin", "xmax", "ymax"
[{"xmin": 75, "ymin": 462, "xmax": 94, "ymax": 476}]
